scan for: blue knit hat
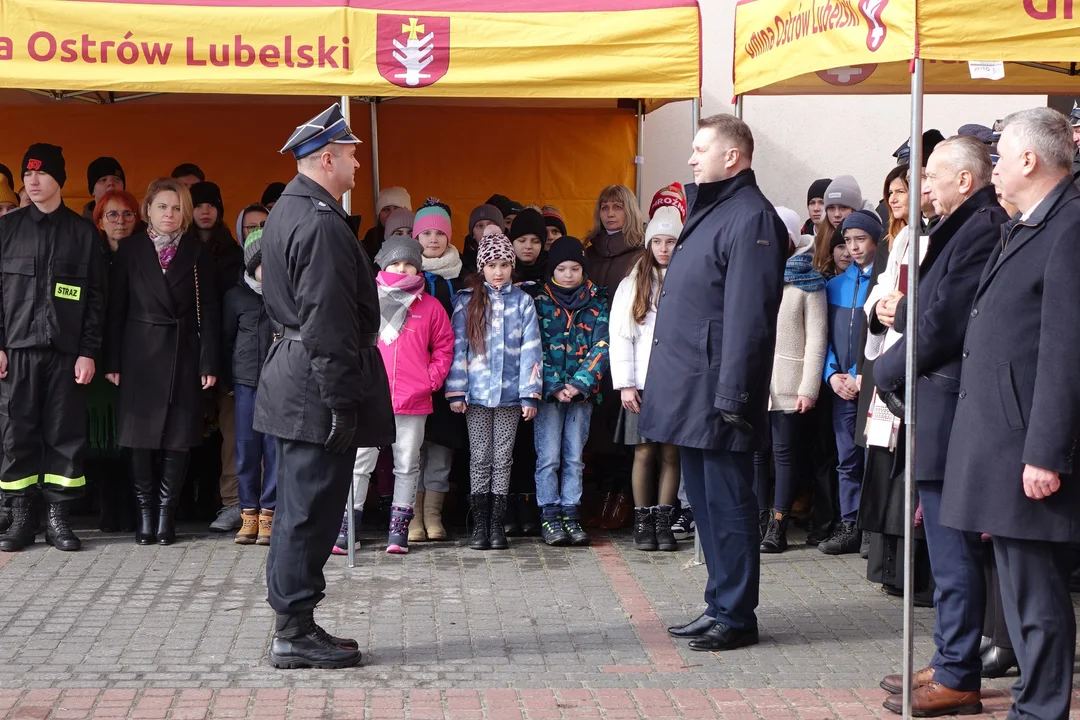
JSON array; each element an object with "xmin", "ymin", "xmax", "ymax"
[{"xmin": 841, "ymin": 209, "xmax": 883, "ymax": 243}]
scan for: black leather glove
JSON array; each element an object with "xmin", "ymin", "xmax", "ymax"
[
  {"xmin": 325, "ymin": 408, "xmax": 359, "ymax": 454},
  {"xmin": 881, "ymin": 389, "xmax": 905, "ymax": 419},
  {"xmin": 720, "ymin": 410, "xmax": 753, "ymax": 434}
]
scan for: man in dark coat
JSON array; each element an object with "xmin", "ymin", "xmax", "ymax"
[
  {"xmin": 941, "ymin": 108, "xmax": 1080, "ymax": 720},
  {"xmin": 0, "ymin": 144, "xmax": 106, "ymax": 553},
  {"xmin": 872, "ymin": 137, "xmax": 1008, "ymax": 716},
  {"xmin": 639, "ymin": 114, "xmax": 786, "ymax": 651},
  {"xmin": 255, "ymin": 104, "xmax": 394, "ymax": 670}
]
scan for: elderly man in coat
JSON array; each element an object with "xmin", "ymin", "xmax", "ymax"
[
  {"xmin": 870, "ymin": 136, "xmax": 1009, "ymax": 716},
  {"xmin": 638, "ymin": 114, "xmax": 786, "ymax": 651},
  {"xmin": 941, "ymin": 107, "xmax": 1080, "ymax": 720},
  {"xmin": 256, "ymin": 105, "xmax": 395, "ymax": 670}
]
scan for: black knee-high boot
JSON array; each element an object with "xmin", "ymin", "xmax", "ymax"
[
  {"xmin": 130, "ymin": 450, "xmax": 157, "ymax": 545},
  {"xmin": 157, "ymin": 450, "xmax": 189, "ymax": 546}
]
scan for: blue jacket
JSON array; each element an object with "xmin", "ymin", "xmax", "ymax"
[
  {"xmin": 824, "ymin": 261, "xmax": 873, "ymax": 382},
  {"xmin": 446, "ymin": 281, "xmax": 543, "ymax": 409}
]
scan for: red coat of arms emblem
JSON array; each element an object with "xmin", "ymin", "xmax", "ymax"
[{"xmin": 376, "ymin": 15, "xmax": 450, "ymax": 89}]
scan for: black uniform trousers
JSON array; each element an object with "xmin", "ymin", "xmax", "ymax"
[
  {"xmin": 919, "ymin": 480, "xmax": 985, "ymax": 692},
  {"xmin": 0, "ymin": 348, "xmax": 87, "ymax": 502},
  {"xmin": 680, "ymin": 447, "xmax": 759, "ymax": 631},
  {"xmin": 266, "ymin": 438, "xmax": 354, "ymax": 613},
  {"xmin": 992, "ymin": 536, "xmax": 1075, "ymax": 720}
]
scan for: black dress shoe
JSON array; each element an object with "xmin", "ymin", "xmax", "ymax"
[
  {"xmin": 667, "ymin": 613, "xmax": 716, "ymax": 638},
  {"xmin": 981, "ymin": 645, "xmax": 1017, "ymax": 678},
  {"xmin": 688, "ymin": 622, "xmax": 759, "ymax": 651}
]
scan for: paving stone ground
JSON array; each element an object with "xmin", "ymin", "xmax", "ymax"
[{"xmin": 1, "ymin": 522, "xmax": 1078, "ymax": 718}]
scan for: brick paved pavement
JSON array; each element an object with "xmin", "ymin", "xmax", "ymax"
[{"xmin": 1, "ymin": 523, "xmax": 1078, "ymax": 718}]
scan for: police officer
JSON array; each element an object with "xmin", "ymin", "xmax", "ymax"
[
  {"xmin": 255, "ymin": 105, "xmax": 394, "ymax": 669},
  {"xmin": 0, "ymin": 143, "xmax": 106, "ymax": 553}
]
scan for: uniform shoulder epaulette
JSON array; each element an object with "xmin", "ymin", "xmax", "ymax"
[{"xmin": 310, "ymin": 198, "xmax": 333, "ymax": 212}]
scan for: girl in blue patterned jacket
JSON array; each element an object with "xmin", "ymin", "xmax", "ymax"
[{"xmin": 446, "ymin": 229, "xmax": 542, "ymax": 552}]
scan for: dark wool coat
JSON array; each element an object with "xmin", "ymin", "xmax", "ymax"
[
  {"xmin": 253, "ymin": 174, "xmax": 394, "ymax": 448},
  {"xmin": 104, "ymin": 231, "xmax": 221, "ymax": 449},
  {"xmin": 941, "ymin": 177, "xmax": 1080, "ymax": 542},
  {"xmin": 423, "ymin": 270, "xmax": 466, "ymax": 449},
  {"xmin": 874, "ymin": 185, "xmax": 1008, "ymax": 481},
  {"xmin": 638, "ymin": 170, "xmax": 787, "ymax": 451}
]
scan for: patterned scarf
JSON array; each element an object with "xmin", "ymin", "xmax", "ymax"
[
  {"xmin": 148, "ymin": 226, "xmax": 182, "ymax": 270},
  {"xmin": 421, "ymin": 244, "xmax": 463, "ymax": 279},
  {"xmin": 783, "ymin": 251, "xmax": 826, "ymax": 293},
  {"xmin": 376, "ymin": 271, "xmax": 426, "ymax": 345}
]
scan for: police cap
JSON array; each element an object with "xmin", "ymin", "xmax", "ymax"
[{"xmin": 280, "ymin": 104, "xmax": 362, "ymax": 159}]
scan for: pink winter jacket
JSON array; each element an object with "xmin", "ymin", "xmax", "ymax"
[{"xmin": 379, "ymin": 293, "xmax": 455, "ymax": 415}]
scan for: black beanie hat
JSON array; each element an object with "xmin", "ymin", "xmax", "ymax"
[
  {"xmin": 0, "ymin": 164, "xmax": 12, "ymax": 191},
  {"xmin": 509, "ymin": 208, "xmax": 547, "ymax": 242},
  {"xmin": 829, "ymin": 226, "xmax": 847, "ymax": 253},
  {"xmin": 260, "ymin": 182, "xmax": 286, "ymax": 207},
  {"xmin": 86, "ymin": 156, "xmax": 125, "ymax": 196},
  {"xmin": 544, "ymin": 213, "xmax": 567, "ymax": 237},
  {"xmin": 171, "ymin": 163, "xmax": 205, "ymax": 182},
  {"xmin": 485, "ymin": 194, "xmax": 513, "ymax": 217},
  {"xmin": 22, "ymin": 143, "xmax": 66, "ymax": 188},
  {"xmin": 547, "ymin": 236, "xmax": 587, "ymax": 278},
  {"xmin": 807, "ymin": 178, "xmax": 832, "ymax": 205},
  {"xmin": 190, "ymin": 181, "xmax": 224, "ymax": 217}
]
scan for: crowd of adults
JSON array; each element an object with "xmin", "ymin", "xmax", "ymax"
[{"xmin": 0, "ymin": 101, "xmax": 1079, "ymax": 715}]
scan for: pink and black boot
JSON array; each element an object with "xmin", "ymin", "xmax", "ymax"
[{"xmin": 387, "ymin": 505, "xmax": 414, "ymax": 554}]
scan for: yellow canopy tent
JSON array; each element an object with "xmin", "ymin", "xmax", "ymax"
[
  {"xmin": 0, "ymin": 0, "xmax": 702, "ymax": 239},
  {"xmin": 734, "ymin": 2, "xmax": 1077, "ymax": 717}
]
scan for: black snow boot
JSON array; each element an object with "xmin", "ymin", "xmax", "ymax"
[
  {"xmin": 45, "ymin": 501, "xmax": 81, "ymax": 551},
  {"xmin": 468, "ymin": 493, "xmax": 490, "ymax": 550},
  {"xmin": 653, "ymin": 505, "xmax": 679, "ymax": 551},
  {"xmin": 633, "ymin": 507, "xmax": 658, "ymax": 551},
  {"xmin": 0, "ymin": 495, "xmax": 37, "ymax": 552},
  {"xmin": 489, "ymin": 494, "xmax": 510, "ymax": 550}
]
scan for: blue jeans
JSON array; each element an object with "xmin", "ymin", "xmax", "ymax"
[
  {"xmin": 831, "ymin": 396, "xmax": 863, "ymax": 522},
  {"xmin": 533, "ymin": 402, "xmax": 593, "ymax": 507},
  {"xmin": 234, "ymin": 384, "xmax": 277, "ymax": 511}
]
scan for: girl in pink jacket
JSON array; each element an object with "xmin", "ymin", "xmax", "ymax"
[{"xmin": 334, "ymin": 237, "xmax": 454, "ymax": 555}]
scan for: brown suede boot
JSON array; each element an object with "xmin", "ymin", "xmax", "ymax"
[
  {"xmin": 236, "ymin": 509, "xmax": 259, "ymax": 545},
  {"xmin": 257, "ymin": 509, "xmax": 274, "ymax": 546},
  {"xmin": 424, "ymin": 491, "xmax": 448, "ymax": 541},
  {"xmin": 408, "ymin": 492, "xmax": 427, "ymax": 542}
]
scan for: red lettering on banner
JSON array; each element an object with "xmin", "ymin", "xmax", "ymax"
[
  {"xmin": 1024, "ymin": 0, "xmax": 1073, "ymax": 18},
  {"xmin": 0, "ymin": 37, "xmax": 11, "ymax": 60},
  {"xmin": 187, "ymin": 36, "xmax": 206, "ymax": 65}
]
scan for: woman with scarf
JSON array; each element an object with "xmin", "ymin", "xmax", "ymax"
[
  {"xmin": 341, "ymin": 236, "xmax": 453, "ymax": 554},
  {"xmin": 755, "ymin": 208, "xmax": 828, "ymax": 553},
  {"xmin": 609, "ymin": 207, "xmax": 683, "ymax": 552},
  {"xmin": 104, "ymin": 178, "xmax": 221, "ymax": 546}
]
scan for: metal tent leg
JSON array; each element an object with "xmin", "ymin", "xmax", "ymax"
[
  {"xmin": 346, "ymin": 483, "xmax": 356, "ymax": 569},
  {"xmin": 635, "ymin": 100, "xmax": 645, "ymax": 202},
  {"xmin": 901, "ymin": 58, "xmax": 925, "ymax": 720},
  {"xmin": 370, "ymin": 100, "xmax": 381, "ymax": 218},
  {"xmin": 339, "ymin": 96, "xmax": 352, "ymax": 215},
  {"xmin": 734, "ymin": 95, "xmax": 743, "ymax": 119}
]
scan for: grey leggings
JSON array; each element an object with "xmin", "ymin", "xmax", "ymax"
[{"xmin": 466, "ymin": 406, "xmax": 520, "ymax": 494}]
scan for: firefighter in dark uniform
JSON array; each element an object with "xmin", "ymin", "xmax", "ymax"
[
  {"xmin": 0, "ymin": 143, "xmax": 105, "ymax": 553},
  {"xmin": 255, "ymin": 105, "xmax": 395, "ymax": 669}
]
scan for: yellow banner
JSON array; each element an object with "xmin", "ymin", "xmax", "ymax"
[
  {"xmin": 733, "ymin": 0, "xmax": 915, "ymax": 95},
  {"xmin": 919, "ymin": 0, "xmax": 1080, "ymax": 61},
  {"xmin": 743, "ymin": 59, "xmax": 1080, "ymax": 95},
  {"xmin": 0, "ymin": 0, "xmax": 701, "ymax": 100}
]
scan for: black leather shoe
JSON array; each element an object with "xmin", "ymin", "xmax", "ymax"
[
  {"xmin": 45, "ymin": 502, "xmax": 81, "ymax": 551},
  {"xmin": 981, "ymin": 645, "xmax": 1017, "ymax": 678},
  {"xmin": 268, "ymin": 612, "xmax": 362, "ymax": 669},
  {"xmin": 688, "ymin": 622, "xmax": 759, "ymax": 652},
  {"xmin": 311, "ymin": 620, "xmax": 360, "ymax": 651},
  {"xmin": 667, "ymin": 613, "xmax": 716, "ymax": 638}
]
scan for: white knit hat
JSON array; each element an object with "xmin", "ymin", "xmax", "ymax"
[
  {"xmin": 376, "ymin": 186, "xmax": 412, "ymax": 214},
  {"xmin": 645, "ymin": 206, "xmax": 683, "ymax": 245}
]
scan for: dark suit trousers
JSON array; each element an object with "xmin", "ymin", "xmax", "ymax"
[
  {"xmin": 919, "ymin": 480, "xmax": 985, "ymax": 691},
  {"xmin": 266, "ymin": 439, "xmax": 354, "ymax": 613},
  {"xmin": 680, "ymin": 447, "xmax": 759, "ymax": 630},
  {"xmin": 993, "ymin": 535, "xmax": 1075, "ymax": 720}
]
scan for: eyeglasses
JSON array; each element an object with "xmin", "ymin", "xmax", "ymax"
[
  {"xmin": 243, "ymin": 221, "xmax": 266, "ymax": 234},
  {"xmin": 105, "ymin": 211, "xmax": 136, "ymax": 222}
]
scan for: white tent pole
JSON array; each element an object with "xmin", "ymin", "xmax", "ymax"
[
  {"xmin": 340, "ymin": 96, "xmax": 352, "ymax": 215},
  {"xmin": 690, "ymin": 95, "xmax": 703, "ymax": 568},
  {"xmin": 635, "ymin": 100, "xmax": 645, "ymax": 202},
  {"xmin": 901, "ymin": 57, "xmax": 925, "ymax": 720},
  {"xmin": 371, "ymin": 100, "xmax": 381, "ymax": 220}
]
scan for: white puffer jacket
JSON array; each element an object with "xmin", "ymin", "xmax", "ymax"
[{"xmin": 608, "ymin": 266, "xmax": 660, "ymax": 391}]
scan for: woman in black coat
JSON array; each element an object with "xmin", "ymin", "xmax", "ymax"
[{"xmin": 105, "ymin": 178, "xmax": 221, "ymax": 546}]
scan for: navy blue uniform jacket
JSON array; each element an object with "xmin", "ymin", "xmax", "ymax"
[
  {"xmin": 874, "ymin": 185, "xmax": 1007, "ymax": 481},
  {"xmin": 941, "ymin": 177, "xmax": 1080, "ymax": 542},
  {"xmin": 637, "ymin": 169, "xmax": 786, "ymax": 451}
]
